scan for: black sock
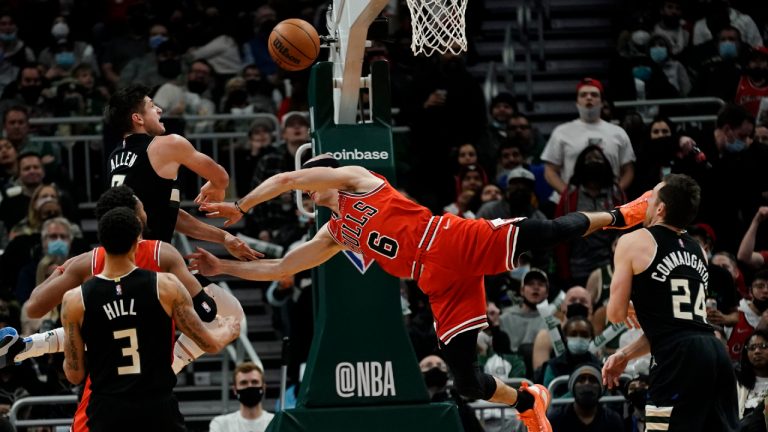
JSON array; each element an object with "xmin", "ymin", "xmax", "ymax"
[
  {"xmin": 514, "ymin": 389, "xmax": 534, "ymax": 412},
  {"xmin": 608, "ymin": 208, "xmax": 625, "ymax": 227}
]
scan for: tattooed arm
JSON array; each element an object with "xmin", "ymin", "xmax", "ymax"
[
  {"xmin": 157, "ymin": 272, "xmax": 240, "ymax": 353},
  {"xmin": 61, "ymin": 287, "xmax": 86, "ymax": 384}
]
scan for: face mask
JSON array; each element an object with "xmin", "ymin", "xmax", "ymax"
[
  {"xmin": 632, "ymin": 65, "xmax": 652, "ymax": 82},
  {"xmin": 580, "ymin": 161, "xmax": 613, "ymax": 186},
  {"xmin": 55, "ymin": 51, "xmax": 76, "ymax": 68},
  {"xmin": 51, "ymin": 22, "xmax": 69, "ymax": 40},
  {"xmin": 510, "ymin": 264, "xmax": 530, "ymax": 281},
  {"xmin": 725, "ymin": 139, "xmax": 746, "ymax": 153},
  {"xmin": 627, "ymin": 389, "xmax": 647, "ymax": 411},
  {"xmin": 507, "ymin": 188, "xmax": 531, "ymax": 209},
  {"xmin": 235, "ymin": 386, "xmax": 264, "ymax": 407},
  {"xmin": 157, "ymin": 59, "xmax": 181, "ymax": 79},
  {"xmin": 574, "ymin": 383, "xmax": 601, "ymax": 408},
  {"xmin": 753, "ymin": 297, "xmax": 768, "ymax": 313},
  {"xmin": 566, "ymin": 303, "xmax": 589, "ymax": 319},
  {"xmin": 0, "ymin": 32, "xmax": 17, "ymax": 43},
  {"xmin": 577, "ymin": 104, "xmax": 601, "ymax": 122},
  {"xmin": 650, "ymin": 46, "xmax": 668, "ymax": 63},
  {"xmin": 567, "ymin": 336, "xmax": 590, "ymax": 355},
  {"xmin": 149, "ymin": 34, "xmax": 168, "ymax": 50},
  {"xmin": 719, "ymin": 41, "xmax": 738, "ymax": 60},
  {"xmin": 423, "ymin": 367, "xmax": 448, "ymax": 388},
  {"xmin": 47, "ymin": 239, "xmax": 69, "ymax": 257},
  {"xmin": 187, "ymin": 80, "xmax": 207, "ymax": 94}
]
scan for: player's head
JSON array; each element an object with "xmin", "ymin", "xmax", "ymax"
[
  {"xmin": 96, "ymin": 186, "xmax": 148, "ymax": 229},
  {"xmin": 646, "ymin": 174, "xmax": 700, "ymax": 229},
  {"xmin": 105, "ymin": 84, "xmax": 165, "ymax": 136},
  {"xmin": 98, "ymin": 207, "xmax": 141, "ymax": 255},
  {"xmin": 301, "ymin": 153, "xmax": 340, "ymax": 206}
]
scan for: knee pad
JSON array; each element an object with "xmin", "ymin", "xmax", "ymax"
[{"xmin": 452, "ymin": 369, "xmax": 497, "ymax": 401}]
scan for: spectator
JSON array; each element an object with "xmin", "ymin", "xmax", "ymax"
[
  {"xmin": 554, "ymin": 145, "xmax": 624, "ymax": 287},
  {"xmin": 547, "ymin": 364, "xmax": 624, "ymax": 431},
  {"xmin": 541, "ymin": 316, "xmax": 602, "ymax": 390},
  {"xmin": 0, "ymin": 14, "xmax": 35, "ymax": 67},
  {"xmin": 727, "ymin": 270, "xmax": 768, "ymax": 362},
  {"xmin": 495, "ymin": 139, "xmax": 526, "ymax": 188},
  {"xmin": 0, "ymin": 151, "xmax": 44, "ymax": 230},
  {"xmin": 692, "ymin": 0, "xmax": 762, "ymax": 48},
  {"xmin": 477, "ymin": 92, "xmax": 516, "ymax": 174},
  {"xmin": 714, "ymin": 250, "xmax": 750, "ymax": 300},
  {"xmin": 38, "ymin": 16, "xmax": 99, "ymax": 84},
  {"xmin": 9, "ymin": 183, "xmax": 63, "ymax": 238},
  {"xmin": 540, "ymin": 78, "xmax": 635, "ymax": 197},
  {"xmin": 209, "ymin": 362, "xmax": 274, "ymax": 432},
  {"xmin": 55, "ymin": 64, "xmax": 110, "ymax": 131},
  {"xmin": 119, "ymin": 23, "xmax": 174, "ymax": 90},
  {"xmin": 15, "ymin": 216, "xmax": 75, "ymax": 304},
  {"xmin": 498, "ymin": 268, "xmax": 549, "ymax": 357},
  {"xmin": 735, "ymin": 46, "xmax": 768, "ymax": 118},
  {"xmin": 652, "ymin": 0, "xmax": 690, "ymax": 56},
  {"xmin": 691, "ymin": 26, "xmax": 746, "ymax": 102},
  {"xmin": 241, "ymin": 64, "xmax": 277, "ymax": 114},
  {"xmin": 478, "ymin": 167, "xmax": 544, "ymax": 221},
  {"xmin": 153, "ymin": 59, "xmax": 217, "ymax": 134},
  {"xmin": 0, "ymin": 65, "xmax": 56, "ymax": 121},
  {"xmin": 187, "ymin": 6, "xmax": 243, "ymax": 101},
  {"xmin": 508, "ymin": 113, "xmax": 546, "ymax": 164},
  {"xmin": 241, "ymin": 5, "xmax": 279, "ymax": 82},
  {"xmin": 234, "ymin": 118, "xmax": 277, "ymax": 198},
  {"xmin": 622, "ymin": 375, "xmax": 650, "ymax": 432},
  {"xmin": 443, "ymin": 164, "xmax": 486, "ymax": 219},
  {"xmin": 739, "ymin": 206, "xmax": 768, "ymax": 270},
  {"xmin": 99, "ymin": 6, "xmax": 150, "ymax": 87},
  {"xmin": 738, "ymin": 330, "xmax": 768, "ymax": 420},
  {"xmin": 419, "ymin": 354, "xmax": 483, "ymax": 432},
  {"xmin": 480, "ymin": 184, "xmax": 503, "ymax": 204},
  {"xmin": 0, "ymin": 138, "xmax": 16, "ymax": 190},
  {"xmin": 532, "ymin": 286, "xmax": 593, "ymax": 373},
  {"xmin": 648, "ymin": 34, "xmax": 691, "ymax": 96},
  {"xmin": 755, "ymin": 122, "xmax": 768, "ymax": 144}
]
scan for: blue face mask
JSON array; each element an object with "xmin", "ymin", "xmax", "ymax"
[
  {"xmin": 47, "ymin": 239, "xmax": 69, "ymax": 257},
  {"xmin": 719, "ymin": 41, "xmax": 738, "ymax": 59},
  {"xmin": 55, "ymin": 51, "xmax": 76, "ymax": 68},
  {"xmin": 632, "ymin": 66, "xmax": 652, "ymax": 82},
  {"xmin": 649, "ymin": 46, "xmax": 668, "ymax": 63},
  {"xmin": 726, "ymin": 139, "xmax": 747, "ymax": 153},
  {"xmin": 567, "ymin": 336, "xmax": 590, "ymax": 355},
  {"xmin": 149, "ymin": 34, "xmax": 168, "ymax": 50},
  {"xmin": 0, "ymin": 32, "xmax": 16, "ymax": 43}
]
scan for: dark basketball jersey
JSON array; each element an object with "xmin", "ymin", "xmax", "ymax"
[
  {"xmin": 81, "ymin": 268, "xmax": 176, "ymax": 399},
  {"xmin": 108, "ymin": 134, "xmax": 179, "ymax": 242},
  {"xmin": 631, "ymin": 225, "xmax": 713, "ymax": 347}
]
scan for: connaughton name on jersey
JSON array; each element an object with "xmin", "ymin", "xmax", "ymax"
[
  {"xmin": 110, "ymin": 151, "xmax": 138, "ymax": 171},
  {"xmin": 651, "ymin": 250, "xmax": 709, "ymax": 284}
]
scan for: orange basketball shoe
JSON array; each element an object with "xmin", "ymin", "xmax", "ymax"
[
  {"xmin": 516, "ymin": 382, "xmax": 552, "ymax": 432},
  {"xmin": 604, "ymin": 190, "xmax": 652, "ymax": 230}
]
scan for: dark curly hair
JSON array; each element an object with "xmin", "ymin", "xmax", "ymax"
[
  {"xmin": 738, "ymin": 329, "xmax": 768, "ymax": 390},
  {"xmin": 95, "ymin": 186, "xmax": 138, "ymax": 220},
  {"xmin": 98, "ymin": 207, "xmax": 141, "ymax": 255}
]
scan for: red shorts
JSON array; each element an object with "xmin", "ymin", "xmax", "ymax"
[{"xmin": 414, "ymin": 214, "xmax": 520, "ymax": 344}]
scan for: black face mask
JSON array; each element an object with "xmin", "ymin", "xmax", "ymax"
[
  {"xmin": 157, "ymin": 59, "xmax": 181, "ymax": 79},
  {"xmin": 507, "ymin": 189, "xmax": 531, "ymax": 210},
  {"xmin": 187, "ymin": 80, "xmax": 208, "ymax": 95},
  {"xmin": 754, "ymin": 297, "xmax": 768, "ymax": 313},
  {"xmin": 573, "ymin": 383, "xmax": 601, "ymax": 409},
  {"xmin": 236, "ymin": 386, "xmax": 264, "ymax": 407},
  {"xmin": 627, "ymin": 389, "xmax": 648, "ymax": 411},
  {"xmin": 423, "ymin": 367, "xmax": 448, "ymax": 388},
  {"xmin": 580, "ymin": 161, "xmax": 614, "ymax": 187},
  {"xmin": 566, "ymin": 303, "xmax": 589, "ymax": 319}
]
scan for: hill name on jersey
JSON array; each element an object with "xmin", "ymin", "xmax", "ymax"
[{"xmin": 103, "ymin": 298, "xmax": 137, "ymax": 320}]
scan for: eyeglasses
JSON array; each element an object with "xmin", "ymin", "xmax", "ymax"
[{"xmin": 747, "ymin": 342, "xmax": 768, "ymax": 351}]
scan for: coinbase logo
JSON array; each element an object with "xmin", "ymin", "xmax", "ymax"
[
  {"xmin": 335, "ymin": 361, "xmax": 396, "ymax": 398},
  {"xmin": 327, "ymin": 149, "xmax": 390, "ymax": 161}
]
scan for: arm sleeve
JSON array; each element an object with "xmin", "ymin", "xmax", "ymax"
[{"xmin": 513, "ymin": 213, "xmax": 590, "ymax": 261}]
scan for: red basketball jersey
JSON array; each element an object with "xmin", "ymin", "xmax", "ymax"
[
  {"xmin": 325, "ymin": 174, "xmax": 433, "ymax": 278},
  {"xmin": 91, "ymin": 239, "xmax": 163, "ymax": 274},
  {"xmin": 735, "ymin": 76, "xmax": 768, "ymax": 117}
]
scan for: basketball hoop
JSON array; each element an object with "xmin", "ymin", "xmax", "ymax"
[{"xmin": 406, "ymin": 0, "xmax": 468, "ymax": 56}]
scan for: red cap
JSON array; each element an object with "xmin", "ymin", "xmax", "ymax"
[
  {"xmin": 692, "ymin": 223, "xmax": 717, "ymax": 243},
  {"xmin": 576, "ymin": 77, "xmax": 604, "ymax": 95}
]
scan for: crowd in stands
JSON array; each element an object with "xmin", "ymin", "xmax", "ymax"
[{"xmin": 0, "ymin": 0, "xmax": 767, "ymax": 430}]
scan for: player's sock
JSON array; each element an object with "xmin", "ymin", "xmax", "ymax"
[
  {"xmin": 173, "ymin": 333, "xmax": 206, "ymax": 374},
  {"xmin": 15, "ymin": 327, "xmax": 66, "ymax": 362}
]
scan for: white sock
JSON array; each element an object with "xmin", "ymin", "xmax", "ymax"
[
  {"xmin": 172, "ymin": 333, "xmax": 206, "ymax": 374},
  {"xmin": 15, "ymin": 327, "xmax": 65, "ymax": 362}
]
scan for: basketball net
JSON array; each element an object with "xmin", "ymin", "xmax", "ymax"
[{"xmin": 406, "ymin": 0, "xmax": 468, "ymax": 56}]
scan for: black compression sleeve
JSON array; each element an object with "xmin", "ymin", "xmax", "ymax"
[
  {"xmin": 514, "ymin": 213, "xmax": 590, "ymax": 258},
  {"xmin": 192, "ymin": 289, "xmax": 217, "ymax": 322}
]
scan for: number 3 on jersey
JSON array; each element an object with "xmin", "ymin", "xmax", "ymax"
[{"xmin": 671, "ymin": 278, "xmax": 706, "ymax": 322}]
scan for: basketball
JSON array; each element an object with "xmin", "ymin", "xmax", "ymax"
[{"xmin": 268, "ymin": 18, "xmax": 321, "ymax": 71}]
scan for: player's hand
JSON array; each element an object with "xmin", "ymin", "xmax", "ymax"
[
  {"xmin": 224, "ymin": 233, "xmax": 262, "ymax": 261},
  {"xmin": 755, "ymin": 206, "xmax": 768, "ymax": 224},
  {"xmin": 199, "ymin": 202, "xmax": 242, "ymax": 227},
  {"xmin": 187, "ymin": 247, "xmax": 223, "ymax": 276},
  {"xmin": 625, "ymin": 302, "xmax": 641, "ymax": 329},
  {"xmin": 602, "ymin": 351, "xmax": 630, "ymax": 389},
  {"xmin": 707, "ymin": 309, "xmax": 726, "ymax": 326},
  {"xmin": 195, "ymin": 181, "xmax": 226, "ymax": 204}
]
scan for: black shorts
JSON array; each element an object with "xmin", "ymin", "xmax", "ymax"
[
  {"xmin": 646, "ymin": 333, "xmax": 738, "ymax": 432},
  {"xmin": 83, "ymin": 393, "xmax": 186, "ymax": 432}
]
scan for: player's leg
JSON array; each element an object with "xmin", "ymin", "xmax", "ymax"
[
  {"xmin": 172, "ymin": 283, "xmax": 244, "ymax": 373},
  {"xmin": 704, "ymin": 338, "xmax": 739, "ymax": 432}
]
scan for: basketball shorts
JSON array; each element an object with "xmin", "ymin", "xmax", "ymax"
[{"xmin": 74, "ymin": 390, "xmax": 186, "ymax": 432}]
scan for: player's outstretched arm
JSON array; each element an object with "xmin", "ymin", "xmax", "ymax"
[
  {"xmin": 188, "ymin": 225, "xmax": 344, "ymax": 281},
  {"xmin": 158, "ymin": 273, "xmax": 239, "ymax": 353},
  {"xmin": 174, "ymin": 210, "xmax": 261, "ymax": 260},
  {"xmin": 27, "ymin": 253, "xmax": 92, "ymax": 319},
  {"xmin": 61, "ymin": 288, "xmax": 86, "ymax": 384}
]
